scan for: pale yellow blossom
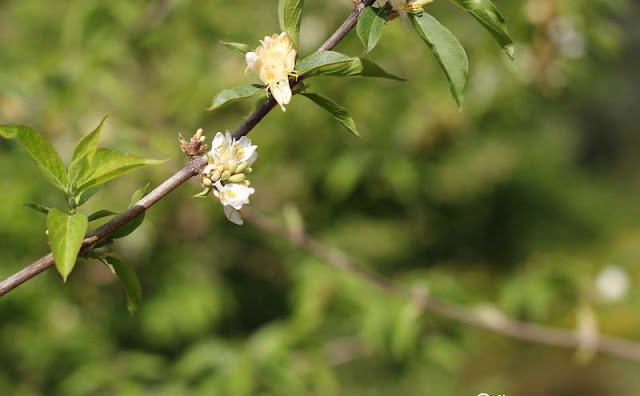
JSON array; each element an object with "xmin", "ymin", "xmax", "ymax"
[{"xmin": 246, "ymin": 32, "xmax": 297, "ymax": 111}]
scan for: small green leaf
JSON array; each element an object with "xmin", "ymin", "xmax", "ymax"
[
  {"xmin": 411, "ymin": 13, "xmax": 469, "ymax": 107},
  {"xmin": 47, "ymin": 208, "xmax": 89, "ymax": 282},
  {"xmin": 449, "ymin": 0, "xmax": 514, "ymax": 58},
  {"xmin": 207, "ymin": 84, "xmax": 266, "ymax": 111},
  {"xmin": 24, "ymin": 202, "xmax": 50, "ymax": 215},
  {"xmin": 220, "ymin": 41, "xmax": 252, "ymax": 55},
  {"xmin": 87, "ymin": 209, "xmax": 117, "ymax": 222},
  {"xmin": 0, "ymin": 125, "xmax": 68, "ymax": 191},
  {"xmin": 75, "ymin": 149, "xmax": 164, "ymax": 193},
  {"xmin": 68, "ymin": 116, "xmax": 108, "ymax": 188},
  {"xmin": 278, "ymin": 0, "xmax": 305, "ymax": 47},
  {"xmin": 75, "ymin": 185, "xmax": 102, "ymax": 207},
  {"xmin": 104, "ymin": 256, "xmax": 142, "ymax": 314},
  {"xmin": 129, "ymin": 182, "xmax": 150, "ymax": 205},
  {"xmin": 295, "ymin": 51, "xmax": 403, "ymax": 80},
  {"xmin": 109, "ymin": 183, "xmax": 150, "ymax": 240},
  {"xmin": 357, "ymin": 7, "xmax": 386, "ymax": 54},
  {"xmin": 301, "ymin": 93, "xmax": 360, "ymax": 137}
]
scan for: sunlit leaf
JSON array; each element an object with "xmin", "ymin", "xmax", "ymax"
[
  {"xmin": 104, "ymin": 256, "xmax": 142, "ymax": 314},
  {"xmin": 278, "ymin": 0, "xmax": 305, "ymax": 47},
  {"xmin": 411, "ymin": 13, "xmax": 469, "ymax": 107},
  {"xmin": 75, "ymin": 149, "xmax": 164, "ymax": 193},
  {"xmin": 0, "ymin": 125, "xmax": 68, "ymax": 191},
  {"xmin": 449, "ymin": 0, "xmax": 514, "ymax": 58},
  {"xmin": 220, "ymin": 41, "xmax": 252, "ymax": 55},
  {"xmin": 68, "ymin": 115, "xmax": 108, "ymax": 188},
  {"xmin": 357, "ymin": 7, "xmax": 386, "ymax": 54},
  {"xmin": 207, "ymin": 84, "xmax": 266, "ymax": 111},
  {"xmin": 295, "ymin": 51, "xmax": 403, "ymax": 80},
  {"xmin": 47, "ymin": 208, "xmax": 88, "ymax": 282},
  {"xmin": 301, "ymin": 93, "xmax": 360, "ymax": 137}
]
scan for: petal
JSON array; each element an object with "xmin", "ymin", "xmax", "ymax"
[
  {"xmin": 210, "ymin": 132, "xmax": 225, "ymax": 153},
  {"xmin": 245, "ymin": 52, "xmax": 258, "ymax": 69},
  {"xmin": 223, "ymin": 205, "xmax": 244, "ymax": 225},
  {"xmin": 270, "ymin": 80, "xmax": 292, "ymax": 111}
]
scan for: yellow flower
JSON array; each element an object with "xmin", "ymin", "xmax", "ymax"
[{"xmin": 246, "ymin": 32, "xmax": 297, "ymax": 111}]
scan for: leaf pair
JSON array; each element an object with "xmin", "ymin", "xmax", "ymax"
[
  {"xmin": 67, "ymin": 117, "xmax": 164, "ymax": 205},
  {"xmin": 0, "ymin": 119, "xmax": 164, "ymax": 206}
]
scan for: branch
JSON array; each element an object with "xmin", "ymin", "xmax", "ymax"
[
  {"xmin": 0, "ymin": 1, "xmax": 376, "ymax": 297},
  {"xmin": 241, "ymin": 208, "xmax": 640, "ymax": 363}
]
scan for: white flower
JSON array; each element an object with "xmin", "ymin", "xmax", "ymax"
[
  {"xmin": 209, "ymin": 131, "xmax": 258, "ymax": 168},
  {"xmin": 246, "ymin": 32, "xmax": 297, "ymax": 111},
  {"xmin": 595, "ymin": 266, "xmax": 630, "ymax": 303},
  {"xmin": 214, "ymin": 181, "xmax": 255, "ymax": 210},
  {"xmin": 213, "ymin": 181, "xmax": 255, "ymax": 225},
  {"xmin": 389, "ymin": 0, "xmax": 434, "ymax": 20},
  {"xmin": 197, "ymin": 129, "xmax": 258, "ymax": 225}
]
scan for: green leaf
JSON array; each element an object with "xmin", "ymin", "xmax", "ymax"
[
  {"xmin": 301, "ymin": 93, "xmax": 360, "ymax": 137},
  {"xmin": 278, "ymin": 0, "xmax": 305, "ymax": 47},
  {"xmin": 0, "ymin": 125, "xmax": 68, "ymax": 191},
  {"xmin": 207, "ymin": 84, "xmax": 266, "ymax": 111},
  {"xmin": 24, "ymin": 202, "xmax": 50, "ymax": 215},
  {"xmin": 75, "ymin": 185, "xmax": 102, "ymax": 207},
  {"xmin": 47, "ymin": 208, "xmax": 89, "ymax": 282},
  {"xmin": 357, "ymin": 7, "xmax": 386, "ymax": 54},
  {"xmin": 109, "ymin": 183, "xmax": 150, "ymax": 240},
  {"xmin": 68, "ymin": 115, "xmax": 108, "ymax": 188},
  {"xmin": 295, "ymin": 51, "xmax": 403, "ymax": 80},
  {"xmin": 220, "ymin": 41, "xmax": 252, "ymax": 55},
  {"xmin": 104, "ymin": 257, "xmax": 142, "ymax": 314},
  {"xmin": 449, "ymin": 0, "xmax": 514, "ymax": 58},
  {"xmin": 411, "ymin": 13, "xmax": 469, "ymax": 107},
  {"xmin": 75, "ymin": 149, "xmax": 164, "ymax": 193},
  {"xmin": 87, "ymin": 209, "xmax": 117, "ymax": 222}
]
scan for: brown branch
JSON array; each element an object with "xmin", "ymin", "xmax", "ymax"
[
  {"xmin": 0, "ymin": 1, "xmax": 376, "ymax": 297},
  {"xmin": 241, "ymin": 208, "xmax": 640, "ymax": 363}
]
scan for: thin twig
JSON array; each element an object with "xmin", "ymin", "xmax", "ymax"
[
  {"xmin": 242, "ymin": 208, "xmax": 640, "ymax": 363},
  {"xmin": 0, "ymin": 1, "xmax": 376, "ymax": 297}
]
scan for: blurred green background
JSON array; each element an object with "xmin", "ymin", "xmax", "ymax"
[{"xmin": 2, "ymin": 0, "xmax": 640, "ymax": 394}]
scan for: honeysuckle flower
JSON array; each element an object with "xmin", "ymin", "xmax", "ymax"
[
  {"xmin": 214, "ymin": 181, "xmax": 255, "ymax": 210},
  {"xmin": 213, "ymin": 181, "xmax": 255, "ymax": 225},
  {"xmin": 388, "ymin": 0, "xmax": 434, "ymax": 20},
  {"xmin": 246, "ymin": 32, "xmax": 297, "ymax": 111},
  {"xmin": 210, "ymin": 131, "xmax": 258, "ymax": 168},
  {"xmin": 196, "ymin": 129, "xmax": 259, "ymax": 225}
]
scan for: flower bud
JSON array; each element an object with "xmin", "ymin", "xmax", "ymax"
[
  {"xmin": 202, "ymin": 177, "xmax": 213, "ymax": 187},
  {"xmin": 236, "ymin": 161, "xmax": 249, "ymax": 174},
  {"xmin": 227, "ymin": 160, "xmax": 238, "ymax": 174},
  {"xmin": 211, "ymin": 169, "xmax": 222, "ymax": 182},
  {"xmin": 221, "ymin": 170, "xmax": 232, "ymax": 181},
  {"xmin": 228, "ymin": 173, "xmax": 246, "ymax": 183}
]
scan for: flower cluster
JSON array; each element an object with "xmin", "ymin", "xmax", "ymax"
[
  {"xmin": 246, "ymin": 32, "xmax": 297, "ymax": 111},
  {"xmin": 387, "ymin": 0, "xmax": 433, "ymax": 20},
  {"xmin": 199, "ymin": 131, "xmax": 257, "ymax": 225}
]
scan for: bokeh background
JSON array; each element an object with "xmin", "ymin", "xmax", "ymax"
[{"xmin": 2, "ymin": 0, "xmax": 640, "ymax": 394}]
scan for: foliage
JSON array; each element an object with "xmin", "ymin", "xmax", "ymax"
[{"xmin": 1, "ymin": 0, "xmax": 640, "ymax": 394}]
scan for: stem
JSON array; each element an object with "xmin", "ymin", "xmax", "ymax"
[
  {"xmin": 242, "ymin": 208, "xmax": 640, "ymax": 363},
  {"xmin": 0, "ymin": 1, "xmax": 376, "ymax": 297}
]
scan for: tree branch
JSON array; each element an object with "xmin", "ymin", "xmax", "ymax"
[
  {"xmin": 241, "ymin": 208, "xmax": 640, "ymax": 363},
  {"xmin": 0, "ymin": 1, "xmax": 376, "ymax": 297}
]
